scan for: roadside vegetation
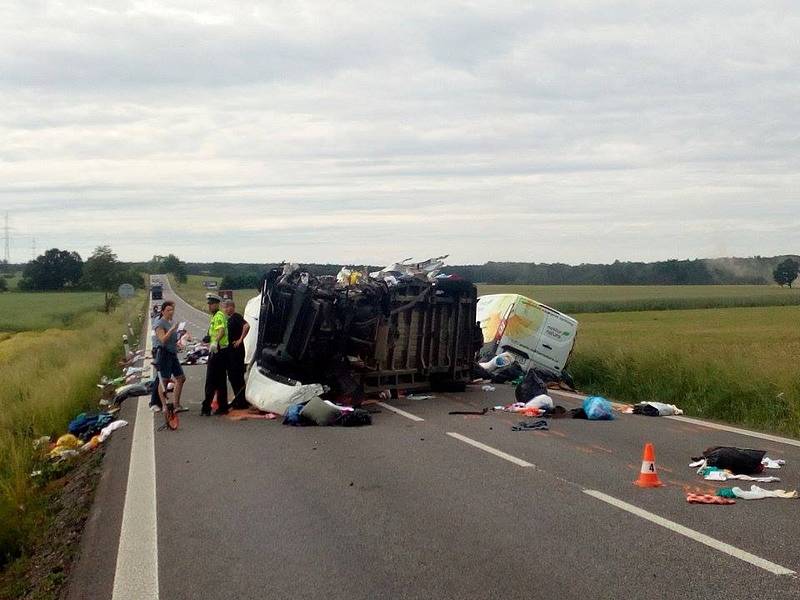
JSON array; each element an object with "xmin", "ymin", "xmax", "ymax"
[
  {"xmin": 0, "ymin": 292, "xmax": 107, "ymax": 331},
  {"xmin": 568, "ymin": 305, "xmax": 800, "ymax": 436},
  {"xmin": 477, "ymin": 284, "xmax": 800, "ymax": 313},
  {"xmin": 0, "ymin": 292, "xmax": 143, "ymax": 575}
]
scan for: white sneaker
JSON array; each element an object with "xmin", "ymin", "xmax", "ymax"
[{"xmin": 150, "ymin": 405, "xmax": 162, "ymax": 413}]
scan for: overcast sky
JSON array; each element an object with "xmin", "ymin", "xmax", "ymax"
[{"xmin": 0, "ymin": 1, "xmax": 797, "ymax": 266}]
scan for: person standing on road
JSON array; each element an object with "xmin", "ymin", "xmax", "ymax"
[
  {"xmin": 202, "ymin": 293, "xmax": 229, "ymax": 416},
  {"xmin": 222, "ymin": 299, "xmax": 250, "ymax": 410},
  {"xmin": 153, "ymin": 300, "xmax": 188, "ymax": 413}
]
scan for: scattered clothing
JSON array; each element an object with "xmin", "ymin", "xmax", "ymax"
[
  {"xmin": 686, "ymin": 493, "xmax": 736, "ymax": 505},
  {"xmin": 570, "ymin": 407, "xmax": 588, "ymax": 419},
  {"xmin": 407, "ymin": 394, "xmax": 435, "ymax": 400},
  {"xmin": 729, "ymin": 485, "xmax": 799, "ymax": 500},
  {"xmin": 525, "ymin": 394, "xmax": 554, "ymax": 410},
  {"xmin": 762, "ymin": 457, "xmax": 785, "ymax": 469},
  {"xmin": 632, "ymin": 402, "xmax": 683, "ymax": 417},
  {"xmin": 515, "ymin": 369, "xmax": 547, "ymax": 403},
  {"xmin": 98, "ymin": 419, "xmax": 128, "ymax": 442},
  {"xmin": 481, "ymin": 385, "xmax": 496, "ymax": 392},
  {"xmin": 449, "ymin": 408, "xmax": 488, "ymax": 415},
  {"xmin": 512, "ymin": 419, "xmax": 549, "ymax": 431},
  {"xmin": 700, "ymin": 466, "xmax": 780, "ymax": 483}
]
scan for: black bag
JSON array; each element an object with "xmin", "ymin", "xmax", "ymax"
[
  {"xmin": 515, "ymin": 369, "xmax": 547, "ymax": 403},
  {"xmin": 337, "ymin": 408, "xmax": 372, "ymax": 427},
  {"xmin": 703, "ymin": 447, "xmax": 766, "ymax": 474}
]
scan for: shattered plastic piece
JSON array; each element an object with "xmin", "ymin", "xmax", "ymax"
[{"xmin": 245, "ymin": 367, "xmax": 324, "ymax": 416}]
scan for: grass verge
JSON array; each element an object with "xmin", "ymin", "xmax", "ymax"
[
  {"xmin": 0, "ymin": 295, "xmax": 144, "ymax": 572},
  {"xmin": 569, "ymin": 305, "xmax": 800, "ymax": 436}
]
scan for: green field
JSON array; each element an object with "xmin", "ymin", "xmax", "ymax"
[
  {"xmin": 168, "ymin": 274, "xmax": 256, "ymax": 311},
  {"xmin": 0, "ymin": 292, "xmax": 107, "ymax": 331},
  {"xmin": 569, "ymin": 305, "xmax": 800, "ymax": 436},
  {"xmin": 477, "ymin": 284, "xmax": 800, "ymax": 313}
]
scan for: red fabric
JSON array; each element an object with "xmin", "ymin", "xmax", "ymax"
[{"xmin": 686, "ymin": 493, "xmax": 735, "ymax": 505}]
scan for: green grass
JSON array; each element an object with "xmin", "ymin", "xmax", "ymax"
[
  {"xmin": 0, "ymin": 292, "xmax": 107, "ymax": 331},
  {"xmin": 568, "ymin": 305, "xmax": 800, "ymax": 436},
  {"xmin": 477, "ymin": 284, "xmax": 800, "ymax": 313},
  {"xmin": 0, "ymin": 295, "xmax": 144, "ymax": 568},
  {"xmin": 168, "ymin": 274, "xmax": 256, "ymax": 312}
]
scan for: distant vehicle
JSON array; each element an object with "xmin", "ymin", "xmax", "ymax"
[
  {"xmin": 476, "ymin": 294, "xmax": 578, "ymax": 378},
  {"xmin": 203, "ymin": 280, "xmax": 218, "ymax": 289},
  {"xmin": 151, "ymin": 283, "xmax": 163, "ymax": 300}
]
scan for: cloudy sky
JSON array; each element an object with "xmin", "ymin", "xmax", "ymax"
[{"xmin": 0, "ymin": 1, "xmax": 797, "ymax": 265}]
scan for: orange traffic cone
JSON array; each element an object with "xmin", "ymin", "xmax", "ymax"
[{"xmin": 634, "ymin": 442, "xmax": 664, "ymax": 488}]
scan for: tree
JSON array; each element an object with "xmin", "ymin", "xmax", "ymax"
[
  {"xmin": 19, "ymin": 248, "xmax": 83, "ymax": 291},
  {"xmin": 773, "ymin": 259, "xmax": 800, "ymax": 288},
  {"xmin": 82, "ymin": 245, "xmax": 126, "ymax": 312},
  {"xmin": 0, "ymin": 278, "xmax": 7, "ymax": 293},
  {"xmin": 151, "ymin": 253, "xmax": 187, "ymax": 283}
]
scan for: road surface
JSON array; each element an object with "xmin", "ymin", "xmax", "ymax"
[{"xmin": 67, "ymin": 277, "xmax": 800, "ymax": 599}]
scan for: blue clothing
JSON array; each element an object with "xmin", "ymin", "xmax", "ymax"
[
  {"xmin": 157, "ymin": 351, "xmax": 184, "ymax": 381},
  {"xmin": 153, "ymin": 317, "xmax": 178, "ymax": 353}
]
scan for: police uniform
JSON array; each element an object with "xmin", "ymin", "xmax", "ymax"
[{"xmin": 202, "ymin": 294, "xmax": 229, "ymax": 415}]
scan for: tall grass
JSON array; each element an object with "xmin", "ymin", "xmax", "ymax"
[
  {"xmin": 477, "ymin": 284, "xmax": 800, "ymax": 313},
  {"xmin": 568, "ymin": 306, "xmax": 800, "ymax": 436},
  {"xmin": 0, "ymin": 292, "xmax": 107, "ymax": 331},
  {"xmin": 0, "ymin": 297, "xmax": 143, "ymax": 567}
]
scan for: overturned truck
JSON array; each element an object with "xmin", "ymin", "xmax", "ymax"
[{"xmin": 246, "ymin": 265, "xmax": 480, "ymax": 412}]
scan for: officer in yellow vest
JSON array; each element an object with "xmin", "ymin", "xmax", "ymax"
[{"xmin": 201, "ymin": 293, "xmax": 229, "ymax": 416}]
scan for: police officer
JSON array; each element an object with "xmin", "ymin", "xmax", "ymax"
[
  {"xmin": 201, "ymin": 293, "xmax": 229, "ymax": 416},
  {"xmin": 222, "ymin": 299, "xmax": 250, "ymax": 410}
]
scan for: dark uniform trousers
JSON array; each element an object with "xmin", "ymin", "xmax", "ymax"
[{"xmin": 203, "ymin": 349, "xmax": 229, "ymax": 413}]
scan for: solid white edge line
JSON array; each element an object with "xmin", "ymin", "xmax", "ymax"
[
  {"xmin": 665, "ymin": 415, "xmax": 800, "ymax": 448},
  {"xmin": 583, "ymin": 490, "xmax": 795, "ymax": 576},
  {"xmin": 446, "ymin": 432, "xmax": 533, "ymax": 468},
  {"xmin": 112, "ymin": 286, "xmax": 159, "ymax": 600},
  {"xmin": 377, "ymin": 402, "xmax": 425, "ymax": 422}
]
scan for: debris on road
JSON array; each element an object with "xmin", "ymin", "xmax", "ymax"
[
  {"xmin": 629, "ymin": 402, "xmax": 684, "ymax": 416},
  {"xmin": 407, "ymin": 394, "xmax": 436, "ymax": 400},
  {"xmin": 699, "ymin": 447, "xmax": 767, "ymax": 474},
  {"xmin": 717, "ymin": 485, "xmax": 799, "ymax": 500},
  {"xmin": 686, "ymin": 493, "xmax": 736, "ymax": 505},
  {"xmin": 582, "ymin": 396, "xmax": 614, "ymax": 421},
  {"xmin": 511, "ymin": 419, "xmax": 549, "ymax": 431}
]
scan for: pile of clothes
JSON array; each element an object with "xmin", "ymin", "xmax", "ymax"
[
  {"xmin": 686, "ymin": 447, "xmax": 798, "ymax": 504},
  {"xmin": 45, "ymin": 411, "xmax": 129, "ymax": 462}
]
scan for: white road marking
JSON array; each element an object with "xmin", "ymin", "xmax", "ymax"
[
  {"xmin": 665, "ymin": 415, "xmax": 800, "ymax": 448},
  {"xmin": 583, "ymin": 490, "xmax": 795, "ymax": 576},
  {"xmin": 113, "ymin": 291, "xmax": 159, "ymax": 599},
  {"xmin": 446, "ymin": 432, "xmax": 534, "ymax": 468},
  {"xmin": 377, "ymin": 402, "xmax": 425, "ymax": 422},
  {"xmin": 112, "ymin": 396, "xmax": 159, "ymax": 599}
]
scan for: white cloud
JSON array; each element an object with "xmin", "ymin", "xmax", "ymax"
[{"xmin": 0, "ymin": 1, "xmax": 798, "ymax": 265}]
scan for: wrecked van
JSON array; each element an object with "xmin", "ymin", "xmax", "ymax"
[{"xmin": 476, "ymin": 294, "xmax": 578, "ymax": 379}]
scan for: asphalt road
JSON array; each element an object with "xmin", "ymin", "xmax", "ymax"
[{"xmin": 68, "ymin": 277, "xmax": 800, "ymax": 599}]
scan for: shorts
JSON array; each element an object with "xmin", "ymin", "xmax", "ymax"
[{"xmin": 157, "ymin": 349, "xmax": 184, "ymax": 381}]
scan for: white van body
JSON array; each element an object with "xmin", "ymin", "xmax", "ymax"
[
  {"xmin": 476, "ymin": 294, "xmax": 578, "ymax": 377},
  {"xmin": 243, "ymin": 293, "xmax": 261, "ymax": 366}
]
